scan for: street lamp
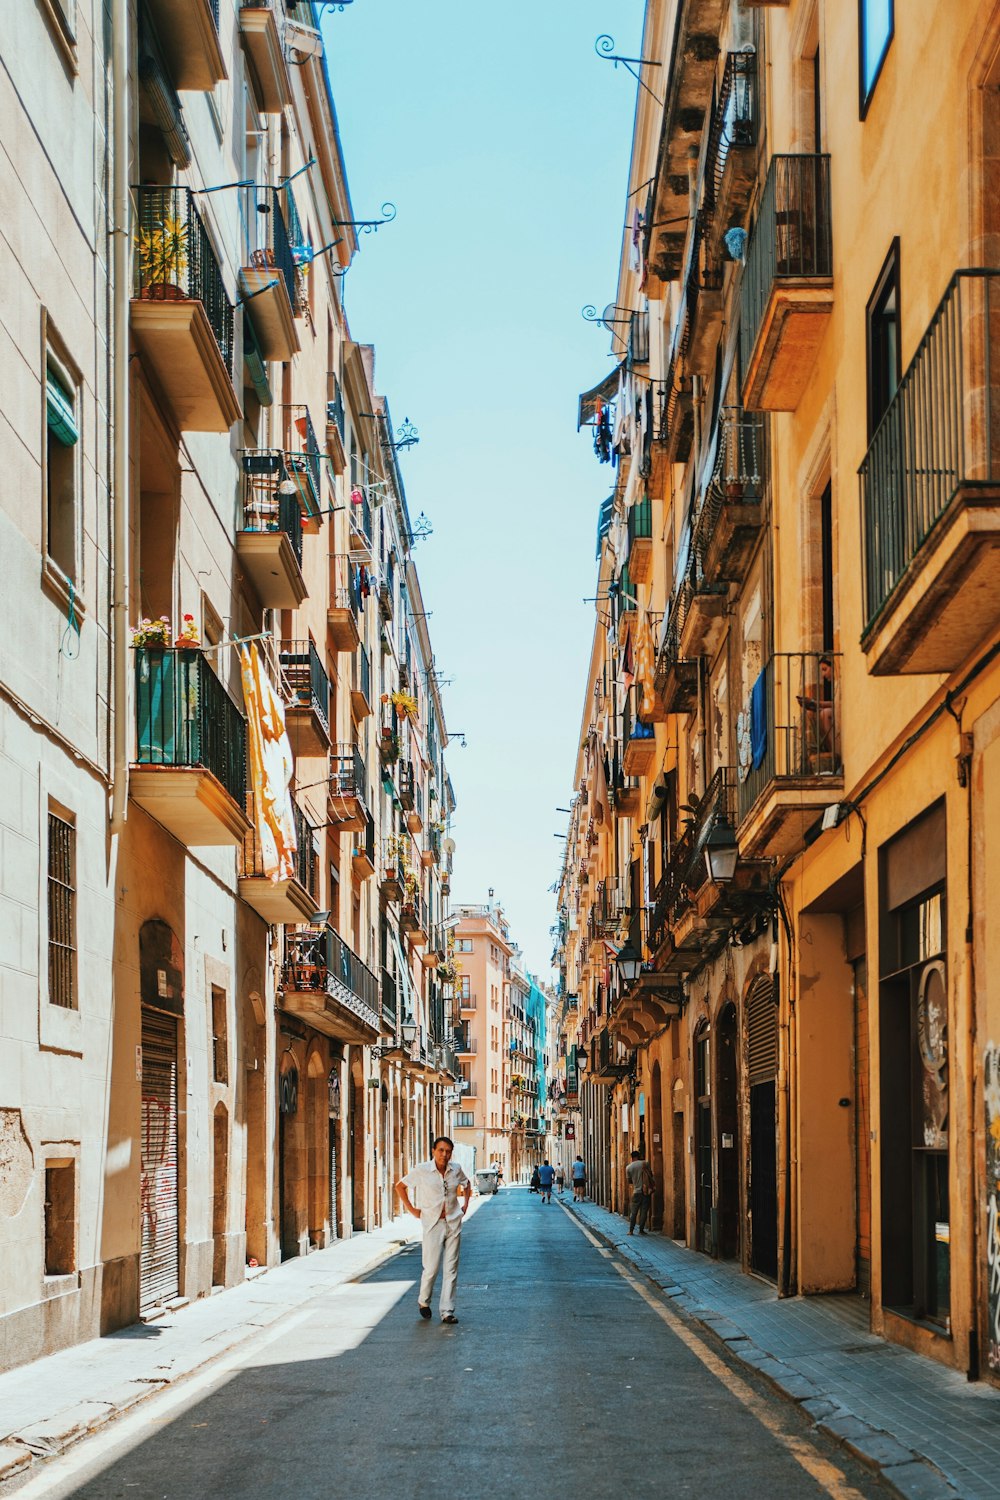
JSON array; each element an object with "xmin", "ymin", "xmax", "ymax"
[
  {"xmin": 575, "ymin": 1045, "xmax": 588, "ymax": 1074},
  {"xmin": 400, "ymin": 1021, "xmax": 419, "ymax": 1047},
  {"xmin": 704, "ymin": 816, "xmax": 740, "ymax": 884},
  {"xmin": 615, "ymin": 939, "xmax": 642, "ymax": 984}
]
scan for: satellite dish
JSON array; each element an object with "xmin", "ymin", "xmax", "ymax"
[{"xmin": 442, "ymin": 837, "xmax": 456, "ymax": 856}]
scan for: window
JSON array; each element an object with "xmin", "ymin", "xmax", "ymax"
[
  {"xmin": 455, "ymin": 1111, "xmax": 475, "ymax": 1129},
  {"xmin": 456, "ymin": 937, "xmax": 473, "ymax": 954},
  {"xmin": 859, "ymin": 0, "xmax": 893, "ymax": 116},
  {"xmin": 867, "ymin": 243, "xmax": 900, "ymax": 439},
  {"xmin": 39, "ymin": 0, "xmax": 78, "ymax": 71},
  {"xmin": 460, "ymin": 974, "xmax": 471, "ymax": 1001},
  {"xmin": 44, "ymin": 1159, "xmax": 76, "ymax": 1275},
  {"xmin": 43, "ymin": 334, "xmax": 82, "ymax": 602},
  {"xmin": 47, "ymin": 808, "xmax": 77, "ymax": 1009},
  {"xmin": 212, "ymin": 986, "xmax": 228, "ymax": 1084}
]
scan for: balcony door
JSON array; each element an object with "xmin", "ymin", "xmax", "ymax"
[
  {"xmin": 747, "ymin": 976, "xmax": 779, "ymax": 1279},
  {"xmin": 695, "ymin": 1025, "xmax": 714, "ymax": 1254}
]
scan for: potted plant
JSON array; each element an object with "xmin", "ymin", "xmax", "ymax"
[
  {"xmin": 137, "ymin": 210, "xmax": 189, "ymax": 300},
  {"xmin": 132, "ymin": 616, "xmax": 171, "ymax": 648},
  {"xmin": 174, "ymin": 613, "xmax": 200, "ymax": 649}
]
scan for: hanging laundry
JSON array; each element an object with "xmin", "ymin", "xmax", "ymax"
[{"xmin": 239, "ymin": 643, "xmax": 297, "ymax": 882}]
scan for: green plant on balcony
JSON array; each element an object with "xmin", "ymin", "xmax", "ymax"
[
  {"xmin": 137, "ymin": 213, "xmax": 188, "ymax": 298},
  {"xmin": 131, "ymin": 616, "xmax": 171, "ymax": 648}
]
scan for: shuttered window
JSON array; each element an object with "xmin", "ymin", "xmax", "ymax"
[
  {"xmin": 47, "ymin": 810, "xmax": 76, "ymax": 1009},
  {"xmin": 140, "ymin": 1010, "xmax": 180, "ymax": 1309},
  {"xmin": 747, "ymin": 975, "xmax": 777, "ymax": 1086}
]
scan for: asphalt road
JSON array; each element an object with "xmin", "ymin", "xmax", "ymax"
[{"xmin": 21, "ymin": 1190, "xmax": 887, "ymax": 1500}]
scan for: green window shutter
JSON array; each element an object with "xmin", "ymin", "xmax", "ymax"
[{"xmin": 47, "ymin": 369, "xmax": 79, "ymax": 446}]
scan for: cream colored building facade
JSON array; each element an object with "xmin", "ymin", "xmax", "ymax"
[
  {"xmin": 558, "ymin": 0, "xmax": 1000, "ymax": 1383},
  {"xmin": 451, "ymin": 904, "xmax": 514, "ymax": 1179},
  {"xmin": 0, "ymin": 0, "xmax": 456, "ymax": 1373}
]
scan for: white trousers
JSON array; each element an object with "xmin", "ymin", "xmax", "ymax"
[{"xmin": 419, "ymin": 1215, "xmax": 462, "ymax": 1315}]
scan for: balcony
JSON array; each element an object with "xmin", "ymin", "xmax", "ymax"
[
  {"xmin": 131, "ymin": 187, "xmax": 239, "ymax": 433},
  {"xmin": 397, "ymin": 758, "xmax": 416, "ymax": 811},
  {"xmin": 587, "ymin": 875, "xmax": 629, "ymax": 950},
  {"xmin": 281, "ymin": 927, "xmax": 383, "ymax": 1045},
  {"xmin": 325, "ymin": 383, "xmax": 347, "ymax": 474},
  {"xmin": 455, "ymin": 1031, "xmax": 477, "ymax": 1054},
  {"xmin": 328, "ymin": 745, "xmax": 368, "ymax": 831},
  {"xmin": 348, "ymin": 486, "xmax": 374, "ymax": 564},
  {"xmin": 400, "ymin": 892, "xmax": 427, "ymax": 945},
  {"xmin": 239, "ymin": 2, "xmax": 290, "ymax": 113},
  {"xmin": 328, "ymin": 556, "xmax": 361, "ymax": 653},
  {"xmin": 380, "ymin": 838, "xmax": 406, "ymax": 903},
  {"xmin": 590, "ymin": 1028, "xmax": 633, "ymax": 1087},
  {"xmin": 615, "ymin": 562, "xmax": 637, "ymax": 645},
  {"xmin": 282, "ymin": 405, "xmax": 323, "ymax": 529},
  {"xmin": 352, "ymin": 810, "xmax": 376, "ymax": 879},
  {"xmin": 421, "ymin": 827, "xmax": 440, "ymax": 869},
  {"xmin": 351, "ymin": 647, "xmax": 373, "ymax": 720},
  {"xmin": 458, "ymin": 992, "xmax": 477, "ymax": 1011},
  {"xmin": 131, "ymin": 648, "xmax": 249, "ymax": 846},
  {"xmin": 239, "ymin": 796, "xmax": 317, "ymax": 924},
  {"xmin": 697, "ymin": 410, "xmax": 765, "ymax": 586},
  {"xmin": 144, "ymin": 0, "xmax": 225, "ymax": 90},
  {"xmin": 627, "ymin": 495, "xmax": 653, "ymax": 584},
  {"xmin": 676, "ymin": 547, "xmax": 728, "ymax": 661},
  {"xmin": 239, "ymin": 187, "xmax": 299, "ymax": 362},
  {"xmin": 684, "ymin": 216, "xmax": 724, "ymax": 377},
  {"xmin": 406, "ymin": 781, "xmax": 423, "ymax": 836},
  {"xmin": 737, "ymin": 652, "xmax": 843, "ymax": 856},
  {"xmin": 622, "ymin": 687, "xmax": 657, "ymax": 777},
  {"xmin": 280, "ymin": 640, "xmax": 331, "ymax": 756},
  {"xmin": 740, "ymin": 155, "xmax": 833, "ymax": 411},
  {"xmin": 705, "ymin": 52, "xmax": 759, "ymax": 264},
  {"xmin": 860, "ymin": 270, "xmax": 1000, "ymax": 674},
  {"xmin": 381, "ymin": 968, "xmax": 398, "ymax": 1032},
  {"xmin": 236, "ymin": 450, "xmax": 306, "ymax": 609}
]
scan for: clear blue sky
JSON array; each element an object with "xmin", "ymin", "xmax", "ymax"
[{"xmin": 322, "ymin": 0, "xmax": 642, "ymax": 978}]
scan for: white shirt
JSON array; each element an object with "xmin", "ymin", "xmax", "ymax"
[{"xmin": 401, "ymin": 1159, "xmax": 470, "ymax": 1228}]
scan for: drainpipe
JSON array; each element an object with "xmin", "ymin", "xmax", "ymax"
[{"xmin": 110, "ymin": 0, "xmax": 130, "ymax": 834}]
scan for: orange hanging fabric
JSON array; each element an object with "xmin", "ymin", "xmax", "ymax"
[{"xmin": 240, "ymin": 643, "xmax": 297, "ymax": 881}]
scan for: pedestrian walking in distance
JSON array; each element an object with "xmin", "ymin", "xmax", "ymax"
[
  {"xmin": 556, "ymin": 1168, "xmax": 565, "ymax": 1197},
  {"xmin": 626, "ymin": 1148, "xmax": 654, "ymax": 1235},
  {"xmin": 571, "ymin": 1154, "xmax": 587, "ymax": 1201},
  {"xmin": 538, "ymin": 1160, "xmax": 555, "ymax": 1202},
  {"xmin": 529, "ymin": 1165, "xmax": 541, "ymax": 1194},
  {"xmin": 395, "ymin": 1136, "xmax": 471, "ymax": 1325}
]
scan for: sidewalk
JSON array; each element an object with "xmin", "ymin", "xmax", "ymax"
[
  {"xmin": 0, "ymin": 1214, "xmax": 425, "ymax": 1488},
  {"xmin": 565, "ymin": 1196, "xmax": 1000, "ymax": 1500}
]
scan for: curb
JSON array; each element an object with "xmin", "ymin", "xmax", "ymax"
[
  {"xmin": 562, "ymin": 1203, "xmax": 959, "ymax": 1500},
  {"xmin": 0, "ymin": 1228, "xmax": 419, "ymax": 1492}
]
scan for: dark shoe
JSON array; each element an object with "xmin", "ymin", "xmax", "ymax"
[
  {"xmin": 418, "ymin": 1303, "xmax": 432, "ymax": 1320},
  {"xmin": 441, "ymin": 1314, "xmax": 459, "ymax": 1325}
]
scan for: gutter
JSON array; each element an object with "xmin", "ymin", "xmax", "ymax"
[{"xmin": 110, "ymin": 0, "xmax": 129, "ymax": 833}]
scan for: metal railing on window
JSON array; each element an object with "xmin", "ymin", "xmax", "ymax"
[
  {"xmin": 349, "ymin": 486, "xmax": 372, "ymax": 546},
  {"xmin": 282, "ymin": 404, "xmax": 322, "ymax": 514},
  {"xmin": 283, "ymin": 927, "xmax": 380, "ymax": 1030},
  {"xmin": 242, "ymin": 792, "xmax": 316, "ymax": 895},
  {"xmin": 133, "ymin": 186, "xmax": 234, "ymax": 376},
  {"xmin": 327, "ymin": 382, "xmax": 345, "ymax": 441},
  {"xmin": 134, "ymin": 648, "xmax": 246, "ymax": 806},
  {"xmin": 47, "ymin": 811, "xmax": 76, "ymax": 1009},
  {"xmin": 649, "ymin": 767, "xmax": 736, "ymax": 950},
  {"xmin": 860, "ymin": 269, "xmax": 1000, "ymax": 630},
  {"xmin": 239, "ymin": 186, "xmax": 295, "ymax": 308},
  {"xmin": 628, "ymin": 494, "xmax": 652, "ymax": 547},
  {"xmin": 739, "ymin": 155, "xmax": 832, "ymax": 378},
  {"xmin": 736, "ymin": 653, "xmax": 842, "ymax": 824},
  {"xmin": 239, "ymin": 449, "xmax": 303, "ymax": 566},
  {"xmin": 279, "ymin": 639, "xmax": 330, "ymax": 737},
  {"xmin": 628, "ymin": 309, "xmax": 649, "ymax": 366},
  {"xmin": 381, "ymin": 967, "xmax": 398, "ymax": 1029},
  {"xmin": 330, "ymin": 743, "xmax": 367, "ymax": 805}
]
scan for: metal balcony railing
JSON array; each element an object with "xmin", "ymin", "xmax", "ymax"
[
  {"xmin": 242, "ymin": 793, "xmax": 316, "ymax": 895},
  {"xmin": 458, "ymin": 991, "xmax": 476, "ymax": 1009},
  {"xmin": 330, "ymin": 743, "xmax": 367, "ymax": 804},
  {"xmin": 649, "ymin": 767, "xmax": 736, "ymax": 949},
  {"xmin": 736, "ymin": 653, "xmax": 842, "ymax": 824},
  {"xmin": 349, "ymin": 485, "xmax": 372, "ymax": 546},
  {"xmin": 239, "ymin": 185, "xmax": 295, "ymax": 308},
  {"xmin": 283, "ymin": 927, "xmax": 380, "ymax": 1031},
  {"xmin": 280, "ymin": 639, "xmax": 330, "ymax": 737},
  {"xmin": 587, "ymin": 875, "xmax": 629, "ymax": 946},
  {"xmin": 282, "ymin": 404, "xmax": 322, "ymax": 515},
  {"xmin": 133, "ymin": 185, "xmax": 234, "ymax": 375},
  {"xmin": 326, "ymin": 382, "xmax": 345, "ymax": 442},
  {"xmin": 239, "ymin": 449, "xmax": 303, "ymax": 565},
  {"xmin": 353, "ymin": 809, "xmax": 376, "ymax": 870},
  {"xmin": 354, "ymin": 647, "xmax": 371, "ymax": 705},
  {"xmin": 627, "ymin": 494, "xmax": 652, "ymax": 549},
  {"xmin": 628, "ymin": 309, "xmax": 649, "ymax": 366},
  {"xmin": 692, "ymin": 409, "xmax": 766, "ymax": 558},
  {"xmin": 861, "ymin": 269, "xmax": 1000, "ymax": 631},
  {"xmin": 398, "ymin": 759, "xmax": 415, "ymax": 809},
  {"xmin": 134, "ymin": 648, "xmax": 246, "ymax": 806},
  {"xmin": 706, "ymin": 50, "xmax": 759, "ymax": 213},
  {"xmin": 622, "ymin": 685, "xmax": 655, "ymax": 746},
  {"xmin": 381, "ymin": 967, "xmax": 397, "ymax": 1029},
  {"xmin": 740, "ymin": 155, "xmax": 832, "ymax": 380}
]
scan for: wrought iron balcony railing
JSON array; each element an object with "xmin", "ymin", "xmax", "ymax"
[
  {"xmin": 736, "ymin": 652, "xmax": 842, "ymax": 825},
  {"xmin": 239, "ymin": 185, "xmax": 295, "ymax": 308},
  {"xmin": 327, "ymin": 383, "xmax": 346, "ymax": 442},
  {"xmin": 398, "ymin": 758, "xmax": 415, "ymax": 809},
  {"xmin": 739, "ymin": 154, "xmax": 832, "ymax": 379},
  {"xmin": 706, "ymin": 51, "xmax": 759, "ymax": 214},
  {"xmin": 283, "ymin": 927, "xmax": 380, "ymax": 1031},
  {"xmin": 134, "ymin": 647, "xmax": 246, "ymax": 806},
  {"xmin": 330, "ymin": 743, "xmax": 367, "ymax": 805},
  {"xmin": 133, "ymin": 185, "xmax": 234, "ymax": 375},
  {"xmin": 282, "ymin": 404, "xmax": 322, "ymax": 515},
  {"xmin": 381, "ymin": 967, "xmax": 397, "ymax": 1029},
  {"xmin": 280, "ymin": 639, "xmax": 330, "ymax": 738},
  {"xmin": 628, "ymin": 494, "xmax": 652, "ymax": 548},
  {"xmin": 649, "ymin": 767, "xmax": 736, "ymax": 950},
  {"xmin": 861, "ymin": 269, "xmax": 1000, "ymax": 632},
  {"xmin": 242, "ymin": 793, "xmax": 316, "ymax": 895},
  {"xmin": 239, "ymin": 449, "xmax": 303, "ymax": 565}
]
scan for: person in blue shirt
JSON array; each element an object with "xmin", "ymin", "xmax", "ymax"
[{"xmin": 537, "ymin": 1161, "xmax": 555, "ymax": 1203}]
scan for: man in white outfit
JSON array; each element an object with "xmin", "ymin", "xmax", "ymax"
[{"xmin": 395, "ymin": 1136, "xmax": 472, "ymax": 1325}]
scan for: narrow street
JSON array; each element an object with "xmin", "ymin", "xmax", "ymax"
[{"xmin": 14, "ymin": 1193, "xmax": 885, "ymax": 1500}]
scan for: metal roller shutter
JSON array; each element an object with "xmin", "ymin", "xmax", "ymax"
[
  {"xmin": 747, "ymin": 976, "xmax": 777, "ymax": 1085},
  {"xmin": 140, "ymin": 1009, "xmax": 180, "ymax": 1309}
]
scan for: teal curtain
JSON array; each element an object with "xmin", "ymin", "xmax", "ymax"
[{"xmin": 46, "ymin": 369, "xmax": 78, "ymax": 446}]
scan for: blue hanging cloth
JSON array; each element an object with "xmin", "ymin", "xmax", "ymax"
[{"xmin": 750, "ymin": 667, "xmax": 767, "ymax": 770}]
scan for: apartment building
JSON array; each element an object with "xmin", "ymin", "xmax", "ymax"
[
  {"xmin": 451, "ymin": 904, "xmax": 515, "ymax": 1178},
  {"xmin": 557, "ymin": 0, "xmax": 1000, "ymax": 1382},
  {"xmin": 0, "ymin": 0, "xmax": 456, "ymax": 1372},
  {"xmin": 507, "ymin": 965, "xmax": 551, "ymax": 1181}
]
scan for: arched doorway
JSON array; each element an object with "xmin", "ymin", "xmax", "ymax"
[
  {"xmin": 278, "ymin": 1055, "xmax": 302, "ymax": 1259},
  {"xmin": 671, "ymin": 1077, "xmax": 686, "ymax": 1239},
  {"xmin": 716, "ymin": 1002, "xmax": 740, "ymax": 1261},
  {"xmin": 328, "ymin": 1065, "xmax": 342, "ymax": 1240},
  {"xmin": 306, "ymin": 1050, "xmax": 327, "ymax": 1248},
  {"xmin": 650, "ymin": 1062, "xmax": 664, "ymax": 1230},
  {"xmin": 694, "ymin": 1022, "xmax": 713, "ymax": 1254},
  {"xmin": 212, "ymin": 1103, "xmax": 228, "ymax": 1286},
  {"xmin": 637, "ymin": 1090, "xmax": 647, "ymax": 1158},
  {"xmin": 747, "ymin": 975, "xmax": 778, "ymax": 1279},
  {"xmin": 349, "ymin": 1058, "xmax": 365, "ymax": 1231},
  {"xmin": 243, "ymin": 995, "xmax": 267, "ymax": 1265}
]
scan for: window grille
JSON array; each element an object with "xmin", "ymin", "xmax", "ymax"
[{"xmin": 47, "ymin": 811, "xmax": 76, "ymax": 1008}]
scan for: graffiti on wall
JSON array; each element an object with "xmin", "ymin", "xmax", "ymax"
[{"xmin": 985, "ymin": 1042, "xmax": 1000, "ymax": 1371}]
